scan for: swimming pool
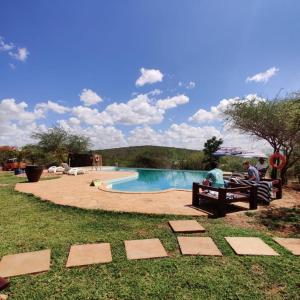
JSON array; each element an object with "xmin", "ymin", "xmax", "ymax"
[{"xmin": 109, "ymin": 168, "xmax": 207, "ymax": 192}]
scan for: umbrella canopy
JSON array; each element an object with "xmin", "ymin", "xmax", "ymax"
[{"xmin": 213, "ymin": 147, "xmax": 267, "ymax": 158}]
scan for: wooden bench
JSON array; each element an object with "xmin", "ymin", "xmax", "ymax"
[{"xmin": 192, "ymin": 182, "xmax": 258, "ymax": 218}]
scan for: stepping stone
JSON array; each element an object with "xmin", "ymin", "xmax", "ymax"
[
  {"xmin": 168, "ymin": 220, "xmax": 205, "ymax": 233},
  {"xmin": 274, "ymin": 238, "xmax": 300, "ymax": 255},
  {"xmin": 225, "ymin": 237, "xmax": 279, "ymax": 256},
  {"xmin": 0, "ymin": 249, "xmax": 51, "ymax": 278},
  {"xmin": 66, "ymin": 243, "xmax": 112, "ymax": 268},
  {"xmin": 125, "ymin": 239, "xmax": 168, "ymax": 260},
  {"xmin": 177, "ymin": 237, "xmax": 222, "ymax": 256}
]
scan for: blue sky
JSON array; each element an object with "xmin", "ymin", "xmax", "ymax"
[{"xmin": 1, "ymin": 0, "xmax": 299, "ymax": 150}]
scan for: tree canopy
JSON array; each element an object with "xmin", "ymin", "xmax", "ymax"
[
  {"xmin": 203, "ymin": 136, "xmax": 223, "ymax": 170},
  {"xmin": 224, "ymin": 93, "xmax": 300, "ymax": 181},
  {"xmin": 31, "ymin": 127, "xmax": 91, "ymax": 163}
]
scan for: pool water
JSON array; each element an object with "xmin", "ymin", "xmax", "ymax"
[{"xmin": 110, "ymin": 168, "xmax": 207, "ymax": 192}]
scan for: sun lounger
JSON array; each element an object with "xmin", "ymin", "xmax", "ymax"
[
  {"xmin": 48, "ymin": 166, "xmax": 65, "ymax": 173},
  {"xmin": 67, "ymin": 168, "xmax": 85, "ymax": 176},
  {"xmin": 192, "ymin": 182, "xmax": 258, "ymax": 217}
]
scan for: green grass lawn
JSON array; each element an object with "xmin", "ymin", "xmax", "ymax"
[{"xmin": 0, "ymin": 172, "xmax": 299, "ymax": 299}]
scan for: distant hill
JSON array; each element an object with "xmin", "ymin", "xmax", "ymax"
[
  {"xmin": 96, "ymin": 145, "xmax": 246, "ymax": 172},
  {"xmin": 96, "ymin": 145, "xmax": 204, "ymax": 169}
]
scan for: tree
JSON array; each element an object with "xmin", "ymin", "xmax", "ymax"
[
  {"xmin": 67, "ymin": 134, "xmax": 91, "ymax": 154},
  {"xmin": 224, "ymin": 93, "xmax": 300, "ymax": 183},
  {"xmin": 203, "ymin": 136, "xmax": 223, "ymax": 170},
  {"xmin": 21, "ymin": 144, "xmax": 48, "ymax": 165},
  {"xmin": 31, "ymin": 127, "xmax": 91, "ymax": 163}
]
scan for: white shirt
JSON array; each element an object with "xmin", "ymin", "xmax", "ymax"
[{"xmin": 255, "ymin": 161, "xmax": 268, "ymax": 171}]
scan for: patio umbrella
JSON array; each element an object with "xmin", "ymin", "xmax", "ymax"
[{"xmin": 213, "ymin": 147, "xmax": 267, "ymax": 158}]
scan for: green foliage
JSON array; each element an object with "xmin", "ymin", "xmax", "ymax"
[
  {"xmin": 96, "ymin": 145, "xmax": 260, "ymax": 172},
  {"xmin": 66, "ymin": 133, "xmax": 91, "ymax": 154},
  {"xmin": 30, "ymin": 126, "xmax": 90, "ymax": 164},
  {"xmin": 0, "ymin": 149, "xmax": 18, "ymax": 165},
  {"xmin": 98, "ymin": 146, "xmax": 201, "ymax": 169},
  {"xmin": 294, "ymin": 165, "xmax": 300, "ymax": 182},
  {"xmin": 20, "ymin": 144, "xmax": 49, "ymax": 165},
  {"xmin": 224, "ymin": 94, "xmax": 300, "ymax": 182},
  {"xmin": 0, "ymin": 172, "xmax": 299, "ymax": 299},
  {"xmin": 203, "ymin": 136, "xmax": 223, "ymax": 170},
  {"xmin": 219, "ymin": 156, "xmax": 245, "ymax": 172}
]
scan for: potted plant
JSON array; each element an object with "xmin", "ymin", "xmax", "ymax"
[{"xmin": 21, "ymin": 145, "xmax": 45, "ymax": 182}]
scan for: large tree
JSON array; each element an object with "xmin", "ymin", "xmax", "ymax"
[
  {"xmin": 31, "ymin": 127, "xmax": 91, "ymax": 163},
  {"xmin": 224, "ymin": 93, "xmax": 300, "ymax": 182},
  {"xmin": 203, "ymin": 136, "xmax": 223, "ymax": 170}
]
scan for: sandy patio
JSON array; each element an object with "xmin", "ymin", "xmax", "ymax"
[
  {"xmin": 15, "ymin": 170, "xmax": 207, "ymax": 216},
  {"xmin": 15, "ymin": 170, "xmax": 299, "ymax": 217}
]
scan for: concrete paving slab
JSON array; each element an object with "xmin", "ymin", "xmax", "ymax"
[
  {"xmin": 274, "ymin": 238, "xmax": 300, "ymax": 255},
  {"xmin": 66, "ymin": 243, "xmax": 112, "ymax": 267},
  {"xmin": 168, "ymin": 220, "xmax": 205, "ymax": 233},
  {"xmin": 0, "ymin": 249, "xmax": 51, "ymax": 278},
  {"xmin": 125, "ymin": 239, "xmax": 168, "ymax": 260},
  {"xmin": 225, "ymin": 237, "xmax": 279, "ymax": 256},
  {"xmin": 177, "ymin": 237, "xmax": 222, "ymax": 256}
]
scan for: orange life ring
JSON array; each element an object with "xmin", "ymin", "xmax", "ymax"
[
  {"xmin": 95, "ymin": 155, "xmax": 100, "ymax": 162},
  {"xmin": 269, "ymin": 153, "xmax": 286, "ymax": 170}
]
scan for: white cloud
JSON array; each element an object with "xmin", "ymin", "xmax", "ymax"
[
  {"xmin": 128, "ymin": 126, "xmax": 164, "ymax": 146},
  {"xmin": 100, "ymin": 93, "xmax": 189, "ymax": 126},
  {"xmin": 189, "ymin": 94, "xmax": 264, "ymax": 123},
  {"xmin": 72, "ymin": 93, "xmax": 190, "ymax": 127},
  {"xmin": 164, "ymin": 123, "xmax": 221, "ymax": 149},
  {"xmin": 9, "ymin": 47, "xmax": 29, "ymax": 62},
  {"xmin": 0, "ymin": 98, "xmax": 39, "ymax": 123},
  {"xmin": 246, "ymin": 67, "xmax": 279, "ymax": 83},
  {"xmin": 105, "ymin": 94, "xmax": 164, "ymax": 125},
  {"xmin": 0, "ymin": 97, "xmax": 270, "ymax": 152},
  {"xmin": 128, "ymin": 123, "xmax": 221, "ymax": 150},
  {"xmin": 178, "ymin": 81, "xmax": 196, "ymax": 89},
  {"xmin": 136, "ymin": 68, "xmax": 163, "ymax": 86},
  {"xmin": 68, "ymin": 117, "xmax": 81, "ymax": 126},
  {"xmin": 0, "ymin": 37, "xmax": 14, "ymax": 51},
  {"xmin": 79, "ymin": 88, "xmax": 103, "ymax": 106},
  {"xmin": 127, "ymin": 123, "xmax": 270, "ymax": 152},
  {"xmin": 0, "ymin": 92, "xmax": 271, "ymax": 153},
  {"xmin": 35, "ymin": 101, "xmax": 70, "ymax": 115},
  {"xmin": 147, "ymin": 89, "xmax": 162, "ymax": 96},
  {"xmin": 0, "ymin": 98, "xmax": 44, "ymax": 146},
  {"xmin": 187, "ymin": 81, "xmax": 196, "ymax": 89},
  {"xmin": 58, "ymin": 119, "xmax": 127, "ymax": 149},
  {"xmin": 72, "ymin": 106, "xmax": 113, "ymax": 126},
  {"xmin": 156, "ymin": 94, "xmax": 189, "ymax": 110},
  {"xmin": 0, "ymin": 37, "xmax": 29, "ymax": 65}
]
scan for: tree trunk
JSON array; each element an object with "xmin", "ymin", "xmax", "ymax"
[{"xmin": 280, "ymin": 166, "xmax": 288, "ymax": 185}]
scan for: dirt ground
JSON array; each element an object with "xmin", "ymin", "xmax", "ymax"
[{"xmin": 14, "ymin": 170, "xmax": 300, "ymax": 220}]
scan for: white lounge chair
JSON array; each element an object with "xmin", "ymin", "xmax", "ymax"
[
  {"xmin": 67, "ymin": 167, "xmax": 85, "ymax": 176},
  {"xmin": 48, "ymin": 166, "xmax": 65, "ymax": 173}
]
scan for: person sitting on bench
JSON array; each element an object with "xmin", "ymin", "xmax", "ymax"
[
  {"xmin": 203, "ymin": 161, "xmax": 225, "ymax": 188},
  {"xmin": 255, "ymin": 157, "xmax": 269, "ymax": 180},
  {"xmin": 243, "ymin": 160, "xmax": 260, "ymax": 182}
]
